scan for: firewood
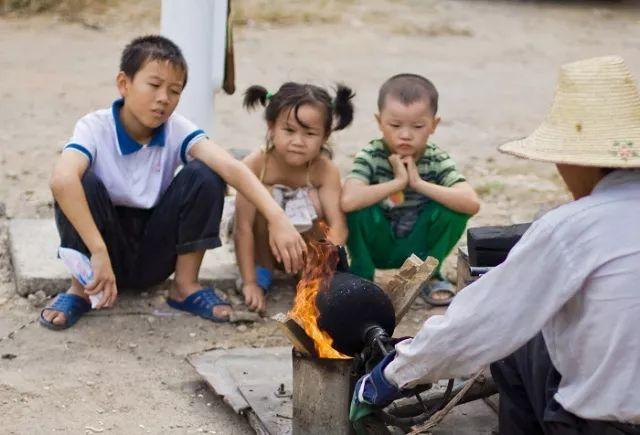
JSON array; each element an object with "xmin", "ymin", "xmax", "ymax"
[
  {"xmin": 272, "ymin": 313, "xmax": 317, "ymax": 357},
  {"xmin": 384, "ymin": 255, "xmax": 439, "ymax": 322},
  {"xmin": 228, "ymin": 310, "xmax": 262, "ymax": 323}
]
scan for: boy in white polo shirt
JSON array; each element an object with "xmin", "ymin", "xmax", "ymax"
[{"xmin": 41, "ymin": 35, "xmax": 306, "ymax": 329}]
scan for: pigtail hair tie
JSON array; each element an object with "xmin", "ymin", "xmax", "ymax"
[
  {"xmin": 243, "ymin": 85, "xmax": 270, "ymax": 110},
  {"xmin": 332, "ymin": 84, "xmax": 355, "ymax": 131}
]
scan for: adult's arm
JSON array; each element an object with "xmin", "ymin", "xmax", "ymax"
[{"xmin": 384, "ymin": 219, "xmax": 585, "ymax": 388}]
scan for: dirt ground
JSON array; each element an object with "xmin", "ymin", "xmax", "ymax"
[{"xmin": 1, "ymin": 0, "xmax": 640, "ymax": 433}]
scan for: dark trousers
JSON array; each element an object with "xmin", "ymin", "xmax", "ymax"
[
  {"xmin": 490, "ymin": 333, "xmax": 640, "ymax": 435},
  {"xmin": 55, "ymin": 160, "xmax": 226, "ymax": 289}
]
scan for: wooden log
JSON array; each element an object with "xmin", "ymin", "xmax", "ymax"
[
  {"xmin": 228, "ymin": 310, "xmax": 262, "ymax": 323},
  {"xmin": 384, "ymin": 255, "xmax": 439, "ymax": 322},
  {"xmin": 292, "ymin": 351, "xmax": 354, "ymax": 434},
  {"xmin": 456, "ymin": 246, "xmax": 473, "ymax": 292},
  {"xmin": 272, "ymin": 313, "xmax": 317, "ymax": 357}
]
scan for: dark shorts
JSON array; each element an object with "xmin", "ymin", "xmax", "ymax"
[{"xmin": 55, "ymin": 160, "xmax": 226, "ymax": 289}]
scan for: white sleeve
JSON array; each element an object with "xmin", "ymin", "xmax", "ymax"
[
  {"xmin": 170, "ymin": 113, "xmax": 208, "ymax": 164},
  {"xmin": 384, "ymin": 219, "xmax": 586, "ymax": 388},
  {"xmin": 63, "ymin": 116, "xmax": 97, "ymax": 165}
]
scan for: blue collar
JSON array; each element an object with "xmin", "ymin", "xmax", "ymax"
[{"xmin": 111, "ymin": 98, "xmax": 166, "ymax": 155}]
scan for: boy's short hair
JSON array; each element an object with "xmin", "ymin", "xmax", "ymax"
[
  {"xmin": 377, "ymin": 73, "xmax": 439, "ymax": 115},
  {"xmin": 120, "ymin": 35, "xmax": 188, "ymax": 86}
]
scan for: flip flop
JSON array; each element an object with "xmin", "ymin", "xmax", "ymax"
[
  {"xmin": 420, "ymin": 279, "xmax": 456, "ymax": 306},
  {"xmin": 39, "ymin": 293, "xmax": 91, "ymax": 330},
  {"xmin": 166, "ymin": 288, "xmax": 232, "ymax": 322}
]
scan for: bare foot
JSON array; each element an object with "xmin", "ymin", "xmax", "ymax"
[
  {"xmin": 169, "ymin": 282, "xmax": 233, "ymax": 320},
  {"xmin": 430, "ymin": 289, "xmax": 453, "ymax": 301}
]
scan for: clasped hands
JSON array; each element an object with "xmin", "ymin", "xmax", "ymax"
[{"xmin": 388, "ymin": 154, "xmax": 422, "ymax": 190}]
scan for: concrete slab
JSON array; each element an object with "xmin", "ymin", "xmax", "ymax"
[
  {"xmin": 239, "ymin": 383, "xmax": 292, "ymax": 435},
  {"xmin": 8, "ymin": 218, "xmax": 239, "ymax": 296},
  {"xmin": 189, "ymin": 347, "xmax": 498, "ymax": 435},
  {"xmin": 188, "ymin": 347, "xmax": 293, "ymax": 435}
]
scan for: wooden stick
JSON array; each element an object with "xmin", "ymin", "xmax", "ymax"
[
  {"xmin": 409, "ymin": 370, "xmax": 485, "ymax": 434},
  {"xmin": 387, "ymin": 374, "xmax": 497, "ymax": 418},
  {"xmin": 272, "ymin": 313, "xmax": 317, "ymax": 357}
]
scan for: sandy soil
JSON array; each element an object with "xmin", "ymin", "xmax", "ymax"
[{"xmin": 1, "ymin": 0, "xmax": 640, "ymax": 433}]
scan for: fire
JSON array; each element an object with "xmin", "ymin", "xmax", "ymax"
[{"xmin": 288, "ymin": 224, "xmax": 349, "ymax": 359}]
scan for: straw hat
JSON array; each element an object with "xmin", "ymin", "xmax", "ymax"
[{"xmin": 500, "ymin": 56, "xmax": 640, "ymax": 168}]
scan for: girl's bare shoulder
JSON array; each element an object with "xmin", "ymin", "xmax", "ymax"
[
  {"xmin": 242, "ymin": 149, "xmax": 266, "ymax": 174},
  {"xmin": 310, "ymin": 155, "xmax": 340, "ymax": 185}
]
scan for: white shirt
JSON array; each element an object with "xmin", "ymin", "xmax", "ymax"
[
  {"xmin": 63, "ymin": 99, "xmax": 206, "ymax": 209},
  {"xmin": 385, "ymin": 169, "xmax": 640, "ymax": 424}
]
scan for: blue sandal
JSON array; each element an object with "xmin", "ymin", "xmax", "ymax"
[
  {"xmin": 39, "ymin": 293, "xmax": 91, "ymax": 330},
  {"xmin": 166, "ymin": 288, "xmax": 232, "ymax": 322},
  {"xmin": 255, "ymin": 266, "xmax": 272, "ymax": 294},
  {"xmin": 420, "ymin": 279, "xmax": 456, "ymax": 306}
]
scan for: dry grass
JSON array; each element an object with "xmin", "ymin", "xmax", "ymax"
[
  {"xmin": 1, "ymin": 0, "xmax": 59, "ymax": 14},
  {"xmin": 0, "ymin": 0, "xmax": 118, "ymax": 16},
  {"xmin": 391, "ymin": 21, "xmax": 473, "ymax": 37},
  {"xmin": 0, "ymin": 0, "xmax": 470, "ymax": 38},
  {"xmin": 1, "ymin": 0, "xmax": 356, "ymax": 26},
  {"xmin": 0, "ymin": 0, "xmax": 164, "ymax": 30},
  {"xmin": 232, "ymin": 0, "xmax": 355, "ymax": 26}
]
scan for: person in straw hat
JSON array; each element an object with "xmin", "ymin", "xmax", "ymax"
[{"xmin": 350, "ymin": 56, "xmax": 640, "ymax": 433}]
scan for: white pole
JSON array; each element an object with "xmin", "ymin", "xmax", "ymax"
[{"xmin": 161, "ymin": 0, "xmax": 227, "ymax": 135}]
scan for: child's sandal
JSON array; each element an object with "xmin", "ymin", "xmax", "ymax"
[
  {"xmin": 256, "ymin": 266, "xmax": 273, "ymax": 295},
  {"xmin": 420, "ymin": 279, "xmax": 456, "ymax": 306},
  {"xmin": 39, "ymin": 293, "xmax": 91, "ymax": 330},
  {"xmin": 167, "ymin": 288, "xmax": 232, "ymax": 322}
]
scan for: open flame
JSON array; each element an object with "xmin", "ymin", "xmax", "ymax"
[{"xmin": 288, "ymin": 225, "xmax": 348, "ymax": 359}]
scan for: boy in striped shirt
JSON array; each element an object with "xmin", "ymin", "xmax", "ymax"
[{"xmin": 341, "ymin": 74, "xmax": 480, "ymax": 304}]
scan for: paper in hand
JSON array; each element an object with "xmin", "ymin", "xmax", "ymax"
[{"xmin": 58, "ymin": 247, "xmax": 103, "ymax": 309}]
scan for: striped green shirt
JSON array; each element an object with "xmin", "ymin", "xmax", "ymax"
[{"xmin": 347, "ymin": 139, "xmax": 465, "ymax": 212}]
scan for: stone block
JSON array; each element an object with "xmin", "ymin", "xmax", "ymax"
[{"xmin": 8, "ymin": 219, "xmax": 239, "ymax": 296}]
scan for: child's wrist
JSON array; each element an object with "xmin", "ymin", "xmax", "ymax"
[
  {"xmin": 392, "ymin": 178, "xmax": 406, "ymax": 190},
  {"xmin": 264, "ymin": 205, "xmax": 287, "ymax": 223},
  {"xmin": 88, "ymin": 242, "xmax": 108, "ymax": 256},
  {"xmin": 412, "ymin": 178, "xmax": 429, "ymax": 190}
]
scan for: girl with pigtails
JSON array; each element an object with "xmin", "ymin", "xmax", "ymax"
[{"xmin": 234, "ymin": 82, "xmax": 355, "ymax": 313}]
